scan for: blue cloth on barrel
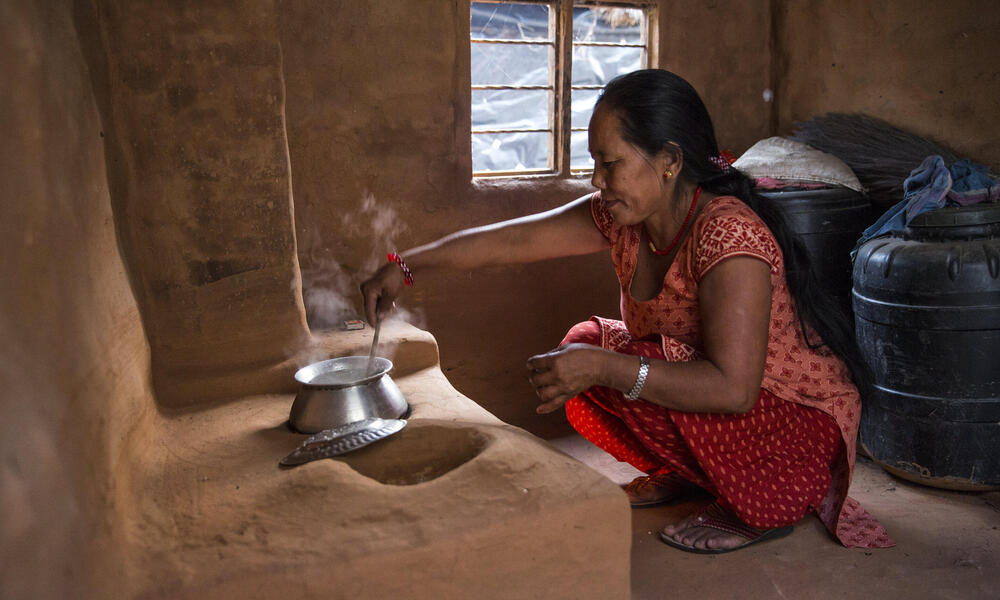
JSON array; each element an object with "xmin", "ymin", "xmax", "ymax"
[
  {"xmin": 948, "ymin": 159, "xmax": 1000, "ymax": 206},
  {"xmin": 902, "ymin": 155, "xmax": 953, "ymax": 222},
  {"xmin": 850, "ymin": 155, "xmax": 999, "ymax": 259}
]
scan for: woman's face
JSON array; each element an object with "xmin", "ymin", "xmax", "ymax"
[{"xmin": 588, "ymin": 105, "xmax": 669, "ymax": 225}]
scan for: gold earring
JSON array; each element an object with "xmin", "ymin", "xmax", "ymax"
[{"xmin": 663, "ymin": 170, "xmax": 673, "ymax": 180}]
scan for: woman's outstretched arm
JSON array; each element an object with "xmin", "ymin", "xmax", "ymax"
[{"xmin": 361, "ymin": 194, "xmax": 609, "ymax": 324}]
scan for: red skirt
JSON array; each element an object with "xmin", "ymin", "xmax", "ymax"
[{"xmin": 562, "ymin": 320, "xmax": 842, "ymax": 530}]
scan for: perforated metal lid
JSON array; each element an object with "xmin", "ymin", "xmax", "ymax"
[{"xmin": 280, "ymin": 418, "xmax": 407, "ymax": 466}]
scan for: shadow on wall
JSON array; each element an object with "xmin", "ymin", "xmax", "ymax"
[{"xmin": 72, "ymin": 0, "xmax": 319, "ymax": 409}]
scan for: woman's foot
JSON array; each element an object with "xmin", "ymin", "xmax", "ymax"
[
  {"xmin": 659, "ymin": 502, "xmax": 794, "ymax": 554},
  {"xmin": 622, "ymin": 472, "xmax": 696, "ymax": 508}
]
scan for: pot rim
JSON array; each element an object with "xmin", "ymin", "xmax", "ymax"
[{"xmin": 294, "ymin": 355, "xmax": 394, "ymax": 390}]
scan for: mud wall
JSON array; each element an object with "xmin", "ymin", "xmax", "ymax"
[
  {"xmin": 0, "ymin": 1, "xmax": 152, "ymax": 597},
  {"xmin": 81, "ymin": 0, "xmax": 313, "ymax": 407},
  {"xmin": 659, "ymin": 0, "xmax": 775, "ymax": 154},
  {"xmin": 774, "ymin": 0, "xmax": 1000, "ymax": 168}
]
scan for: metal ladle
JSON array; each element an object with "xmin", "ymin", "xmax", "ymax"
[{"xmin": 366, "ymin": 319, "xmax": 381, "ymax": 375}]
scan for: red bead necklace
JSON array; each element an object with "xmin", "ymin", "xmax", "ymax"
[{"xmin": 646, "ymin": 186, "xmax": 701, "ymax": 256}]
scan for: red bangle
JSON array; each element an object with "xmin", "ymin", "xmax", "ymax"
[{"xmin": 387, "ymin": 253, "xmax": 414, "ymax": 286}]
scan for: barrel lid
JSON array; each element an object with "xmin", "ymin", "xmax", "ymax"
[
  {"xmin": 758, "ymin": 186, "xmax": 864, "ymax": 200},
  {"xmin": 909, "ymin": 202, "xmax": 1000, "ymax": 227}
]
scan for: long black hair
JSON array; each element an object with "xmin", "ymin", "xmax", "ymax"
[{"xmin": 596, "ymin": 69, "xmax": 870, "ymax": 393}]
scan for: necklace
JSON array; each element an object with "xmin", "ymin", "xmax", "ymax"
[{"xmin": 646, "ymin": 186, "xmax": 701, "ymax": 256}]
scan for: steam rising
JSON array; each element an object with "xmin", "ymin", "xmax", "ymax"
[{"xmin": 298, "ymin": 191, "xmax": 426, "ymax": 334}]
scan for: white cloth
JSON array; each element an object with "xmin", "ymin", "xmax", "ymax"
[{"xmin": 733, "ymin": 137, "xmax": 864, "ymax": 192}]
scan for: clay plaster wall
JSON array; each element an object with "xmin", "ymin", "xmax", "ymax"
[
  {"xmin": 774, "ymin": 0, "xmax": 1000, "ymax": 168},
  {"xmin": 658, "ymin": 0, "xmax": 775, "ymax": 153},
  {"xmin": 0, "ymin": 1, "xmax": 152, "ymax": 597},
  {"xmin": 282, "ymin": 0, "xmax": 777, "ymax": 436},
  {"xmin": 81, "ymin": 0, "xmax": 313, "ymax": 407}
]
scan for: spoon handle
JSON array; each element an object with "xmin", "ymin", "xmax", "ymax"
[{"xmin": 366, "ymin": 319, "xmax": 381, "ymax": 374}]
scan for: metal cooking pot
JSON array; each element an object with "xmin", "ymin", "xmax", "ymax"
[{"xmin": 289, "ymin": 356, "xmax": 408, "ymax": 434}]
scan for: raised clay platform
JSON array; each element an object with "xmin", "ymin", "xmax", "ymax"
[{"xmin": 119, "ymin": 321, "xmax": 630, "ymax": 599}]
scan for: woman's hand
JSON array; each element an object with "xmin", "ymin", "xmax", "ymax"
[
  {"xmin": 526, "ymin": 343, "xmax": 606, "ymax": 414},
  {"xmin": 360, "ymin": 261, "xmax": 405, "ymax": 325}
]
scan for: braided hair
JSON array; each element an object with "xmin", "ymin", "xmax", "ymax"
[{"xmin": 595, "ymin": 69, "xmax": 870, "ymax": 393}]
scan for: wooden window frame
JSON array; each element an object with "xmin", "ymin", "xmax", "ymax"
[{"xmin": 471, "ymin": 0, "xmax": 658, "ymax": 179}]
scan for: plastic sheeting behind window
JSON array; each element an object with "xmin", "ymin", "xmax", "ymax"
[{"xmin": 471, "ymin": 3, "xmax": 646, "ymax": 174}]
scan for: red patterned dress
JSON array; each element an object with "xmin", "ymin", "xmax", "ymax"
[{"xmin": 563, "ymin": 192, "xmax": 893, "ymax": 548}]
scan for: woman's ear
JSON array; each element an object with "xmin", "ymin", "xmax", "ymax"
[{"xmin": 658, "ymin": 142, "xmax": 684, "ymax": 178}]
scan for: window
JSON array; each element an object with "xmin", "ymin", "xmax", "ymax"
[{"xmin": 470, "ymin": 1, "xmax": 653, "ymax": 176}]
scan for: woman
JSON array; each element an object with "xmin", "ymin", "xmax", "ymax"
[{"xmin": 361, "ymin": 70, "xmax": 892, "ymax": 554}]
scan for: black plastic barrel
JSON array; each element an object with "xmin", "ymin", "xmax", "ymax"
[
  {"xmin": 761, "ymin": 187, "xmax": 873, "ymax": 311},
  {"xmin": 853, "ymin": 203, "xmax": 1000, "ymax": 490}
]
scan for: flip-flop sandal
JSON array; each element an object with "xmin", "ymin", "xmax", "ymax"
[
  {"xmin": 622, "ymin": 472, "xmax": 697, "ymax": 508},
  {"xmin": 658, "ymin": 502, "xmax": 794, "ymax": 554}
]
